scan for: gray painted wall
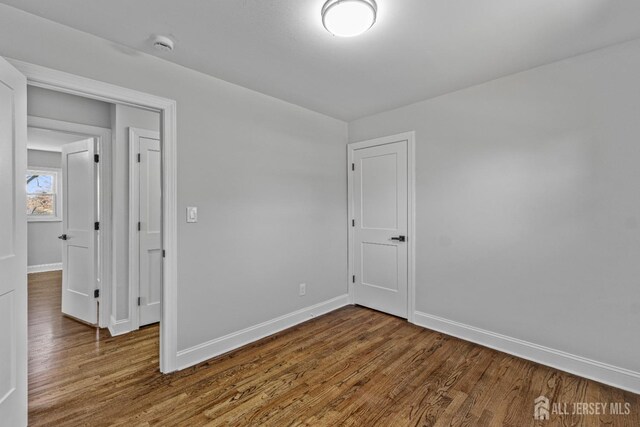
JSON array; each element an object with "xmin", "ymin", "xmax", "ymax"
[
  {"xmin": 27, "ymin": 148, "xmax": 61, "ymax": 169},
  {"xmin": 28, "ymin": 85, "xmax": 111, "ymax": 128},
  {"xmin": 0, "ymin": 4, "xmax": 348, "ymax": 351},
  {"xmin": 27, "ymin": 149, "xmax": 62, "ymax": 267},
  {"xmin": 349, "ymin": 39, "xmax": 640, "ymax": 374},
  {"xmin": 110, "ymin": 104, "xmax": 160, "ymax": 321}
]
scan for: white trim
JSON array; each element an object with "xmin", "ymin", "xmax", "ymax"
[
  {"xmin": 129, "ymin": 128, "xmax": 139, "ymax": 331},
  {"xmin": 26, "ymin": 218, "xmax": 62, "ymax": 223},
  {"xmin": 407, "ymin": 136, "xmax": 416, "ymax": 323},
  {"xmin": 347, "ymin": 131, "xmax": 416, "ymax": 321},
  {"xmin": 176, "ymin": 295, "xmax": 350, "ymax": 370},
  {"xmin": 129, "ymin": 127, "xmax": 161, "ymax": 332},
  {"xmin": 27, "ymin": 263, "xmax": 62, "ymax": 274},
  {"xmin": 11, "ymin": 59, "xmax": 179, "ymax": 373},
  {"xmin": 108, "ymin": 316, "xmax": 133, "ymax": 337},
  {"xmin": 27, "ymin": 116, "xmax": 112, "ymax": 329},
  {"xmin": 128, "ymin": 127, "xmax": 140, "ymax": 332},
  {"xmin": 413, "ymin": 311, "xmax": 640, "ymax": 395}
]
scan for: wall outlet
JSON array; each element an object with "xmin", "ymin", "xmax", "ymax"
[{"xmin": 299, "ymin": 283, "xmax": 306, "ymax": 296}]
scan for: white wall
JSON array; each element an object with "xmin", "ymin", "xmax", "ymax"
[
  {"xmin": 110, "ymin": 104, "xmax": 160, "ymax": 322},
  {"xmin": 28, "ymin": 85, "xmax": 111, "ymax": 128},
  {"xmin": 349, "ymin": 39, "xmax": 640, "ymax": 381},
  {"xmin": 0, "ymin": 4, "xmax": 348, "ymax": 353},
  {"xmin": 26, "ymin": 149, "xmax": 62, "ymax": 267}
]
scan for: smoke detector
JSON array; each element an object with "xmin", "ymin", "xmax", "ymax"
[{"xmin": 152, "ymin": 35, "xmax": 174, "ymax": 52}]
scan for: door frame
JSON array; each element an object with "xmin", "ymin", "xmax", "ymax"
[
  {"xmin": 27, "ymin": 116, "xmax": 112, "ymax": 328},
  {"xmin": 347, "ymin": 131, "xmax": 416, "ymax": 323},
  {"xmin": 129, "ymin": 127, "xmax": 161, "ymax": 331},
  {"xmin": 10, "ymin": 59, "xmax": 179, "ymax": 373}
]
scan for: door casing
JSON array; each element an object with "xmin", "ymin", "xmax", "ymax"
[
  {"xmin": 347, "ymin": 131, "xmax": 416, "ymax": 323},
  {"xmin": 10, "ymin": 58, "xmax": 178, "ymax": 374}
]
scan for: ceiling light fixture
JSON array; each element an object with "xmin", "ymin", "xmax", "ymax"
[{"xmin": 322, "ymin": 0, "xmax": 377, "ymax": 37}]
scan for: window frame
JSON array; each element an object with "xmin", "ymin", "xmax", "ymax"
[{"xmin": 26, "ymin": 166, "xmax": 62, "ymax": 222}]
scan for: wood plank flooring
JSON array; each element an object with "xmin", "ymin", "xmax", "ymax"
[{"xmin": 29, "ymin": 271, "xmax": 639, "ymax": 426}]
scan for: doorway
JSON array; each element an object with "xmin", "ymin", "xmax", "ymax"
[
  {"xmin": 27, "ymin": 117, "xmax": 112, "ymax": 327},
  {"xmin": 18, "ymin": 60, "xmax": 179, "ymax": 365},
  {"xmin": 348, "ymin": 132, "xmax": 416, "ymax": 320},
  {"xmin": 0, "ymin": 55, "xmax": 179, "ymax": 423},
  {"xmin": 8, "ymin": 58, "xmax": 180, "ymax": 374}
]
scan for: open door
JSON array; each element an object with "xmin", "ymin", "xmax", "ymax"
[
  {"xmin": 60, "ymin": 139, "xmax": 98, "ymax": 324},
  {"xmin": 131, "ymin": 128, "xmax": 162, "ymax": 327},
  {"xmin": 0, "ymin": 57, "xmax": 28, "ymax": 426}
]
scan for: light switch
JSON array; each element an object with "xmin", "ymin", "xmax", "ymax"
[{"xmin": 186, "ymin": 207, "xmax": 198, "ymax": 223}]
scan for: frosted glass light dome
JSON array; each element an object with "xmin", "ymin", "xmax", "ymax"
[{"xmin": 322, "ymin": 0, "xmax": 377, "ymax": 37}]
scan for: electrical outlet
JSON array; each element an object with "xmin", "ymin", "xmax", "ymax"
[{"xmin": 299, "ymin": 283, "xmax": 306, "ymax": 296}]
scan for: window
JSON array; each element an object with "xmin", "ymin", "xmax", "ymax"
[{"xmin": 26, "ymin": 168, "xmax": 62, "ymax": 221}]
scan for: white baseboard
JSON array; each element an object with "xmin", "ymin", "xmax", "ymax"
[
  {"xmin": 413, "ymin": 311, "xmax": 640, "ymax": 395},
  {"xmin": 108, "ymin": 315, "xmax": 133, "ymax": 337},
  {"xmin": 176, "ymin": 294, "xmax": 350, "ymax": 370},
  {"xmin": 27, "ymin": 263, "xmax": 62, "ymax": 273}
]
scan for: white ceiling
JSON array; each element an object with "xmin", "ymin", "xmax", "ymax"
[
  {"xmin": 27, "ymin": 128, "xmax": 87, "ymax": 152},
  {"xmin": 4, "ymin": 0, "xmax": 640, "ymax": 120}
]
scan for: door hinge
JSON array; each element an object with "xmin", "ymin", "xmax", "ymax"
[
  {"xmin": 94, "ymin": 289, "xmax": 100, "ymax": 298},
  {"xmin": 94, "ymin": 222, "xmax": 100, "ymax": 231},
  {"xmin": 137, "ymin": 153, "xmax": 141, "ymax": 163},
  {"xmin": 352, "ymin": 219, "xmax": 355, "ymax": 227},
  {"xmin": 352, "ymin": 275, "xmax": 356, "ymax": 283},
  {"xmin": 162, "ymin": 249, "xmax": 166, "ymax": 258},
  {"xmin": 351, "ymin": 163, "xmax": 355, "ymax": 171},
  {"xmin": 94, "ymin": 154, "xmax": 99, "ymax": 163},
  {"xmin": 137, "ymin": 222, "xmax": 141, "ymax": 231},
  {"xmin": 137, "ymin": 297, "xmax": 141, "ymax": 306}
]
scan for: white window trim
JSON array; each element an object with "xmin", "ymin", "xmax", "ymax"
[{"xmin": 26, "ymin": 165, "xmax": 62, "ymax": 222}]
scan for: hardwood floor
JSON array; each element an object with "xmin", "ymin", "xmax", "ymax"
[{"xmin": 28, "ymin": 271, "xmax": 639, "ymax": 426}]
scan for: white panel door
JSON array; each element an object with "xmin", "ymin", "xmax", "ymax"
[
  {"xmin": 0, "ymin": 56, "xmax": 27, "ymax": 426},
  {"xmin": 134, "ymin": 130, "xmax": 162, "ymax": 326},
  {"xmin": 61, "ymin": 139, "xmax": 97, "ymax": 324},
  {"xmin": 353, "ymin": 140, "xmax": 408, "ymax": 318}
]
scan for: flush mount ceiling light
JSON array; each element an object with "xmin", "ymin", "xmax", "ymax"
[{"xmin": 322, "ymin": 0, "xmax": 377, "ymax": 37}]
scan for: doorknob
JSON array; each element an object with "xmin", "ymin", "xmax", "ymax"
[
  {"xmin": 58, "ymin": 234, "xmax": 68, "ymax": 241},
  {"xmin": 391, "ymin": 235, "xmax": 406, "ymax": 242}
]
